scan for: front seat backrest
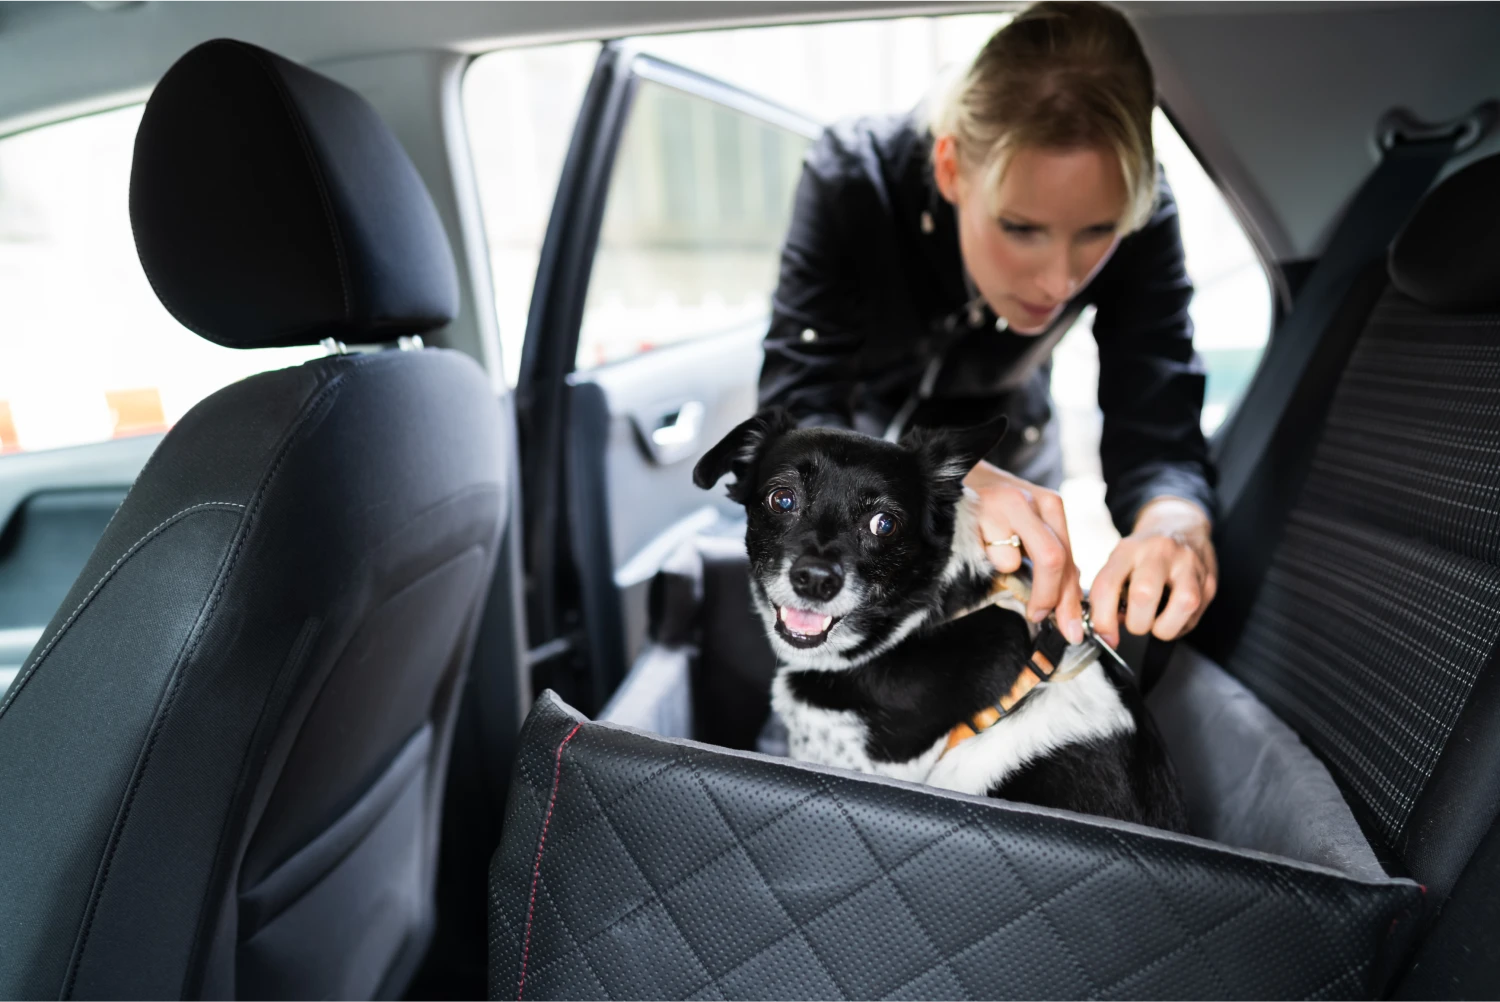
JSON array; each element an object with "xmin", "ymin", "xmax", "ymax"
[
  {"xmin": 1226, "ymin": 152, "xmax": 1500, "ymax": 904},
  {"xmin": 0, "ymin": 40, "xmax": 508, "ymax": 1000}
]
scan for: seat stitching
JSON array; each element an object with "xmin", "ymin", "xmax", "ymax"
[
  {"xmin": 1107, "ymin": 834, "xmax": 1232, "ymax": 998},
  {"xmin": 818, "ymin": 781, "xmax": 961, "ymax": 998},
  {"xmin": 0, "ymin": 502, "xmax": 247, "ymax": 720},
  {"xmin": 968, "ymin": 819, "xmax": 1105, "ymax": 997},
  {"xmin": 65, "ymin": 369, "xmax": 352, "ymax": 996},
  {"xmin": 870, "ymin": 852, "xmax": 1128, "ymax": 996},
  {"xmin": 1091, "ymin": 892, "xmax": 1279, "ymax": 998},
  {"xmin": 569, "ymin": 759, "xmax": 718, "ymax": 987},
  {"xmin": 535, "ymin": 877, "xmax": 613, "ymax": 999},
  {"xmin": 687, "ymin": 768, "xmax": 852, "ymax": 999},
  {"xmin": 516, "ymin": 765, "xmax": 975, "ymax": 991},
  {"xmin": 518, "ymin": 722, "xmax": 581, "ymax": 1001}
]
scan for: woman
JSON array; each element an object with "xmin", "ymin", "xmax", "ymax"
[{"xmin": 759, "ymin": 1, "xmax": 1218, "ymax": 649}]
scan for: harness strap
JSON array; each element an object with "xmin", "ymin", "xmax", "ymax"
[{"xmin": 944, "ymin": 620, "xmax": 1073, "ymax": 751}]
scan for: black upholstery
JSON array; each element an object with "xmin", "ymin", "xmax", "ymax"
[
  {"xmin": 491, "ymin": 692, "xmax": 1422, "ymax": 1001},
  {"xmin": 0, "ymin": 41, "xmax": 507, "ymax": 999},
  {"xmin": 131, "ymin": 39, "xmax": 458, "ymax": 348},
  {"xmin": 1227, "ymin": 155, "xmax": 1500, "ymax": 902},
  {"xmin": 1388, "ymin": 153, "xmax": 1500, "ymax": 312}
]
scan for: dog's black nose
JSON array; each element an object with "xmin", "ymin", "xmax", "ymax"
[{"xmin": 790, "ymin": 555, "xmax": 844, "ymax": 601}]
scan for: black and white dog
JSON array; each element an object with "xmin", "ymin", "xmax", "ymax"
[{"xmin": 693, "ymin": 408, "xmax": 1187, "ymax": 832}]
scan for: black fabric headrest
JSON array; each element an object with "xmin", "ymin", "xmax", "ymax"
[
  {"xmin": 1389, "ymin": 152, "xmax": 1500, "ymax": 312},
  {"xmin": 130, "ymin": 39, "xmax": 458, "ymax": 349}
]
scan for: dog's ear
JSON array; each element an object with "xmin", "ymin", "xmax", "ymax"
[
  {"xmin": 693, "ymin": 408, "xmax": 795, "ymax": 500},
  {"xmin": 902, "ymin": 414, "xmax": 1009, "ymax": 482}
]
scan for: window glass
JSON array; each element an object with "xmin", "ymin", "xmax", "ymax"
[
  {"xmin": 0, "ymin": 106, "xmax": 319, "ymax": 456},
  {"xmin": 463, "ymin": 42, "xmax": 600, "ymax": 386},
  {"xmin": 463, "ymin": 17, "xmax": 1273, "ymax": 581},
  {"xmin": 631, "ymin": 17, "xmax": 1272, "ymax": 580},
  {"xmin": 576, "ymin": 80, "xmax": 810, "ymax": 371}
]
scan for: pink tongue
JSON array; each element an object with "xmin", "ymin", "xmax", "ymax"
[{"xmin": 783, "ymin": 607, "xmax": 828, "ymax": 634}]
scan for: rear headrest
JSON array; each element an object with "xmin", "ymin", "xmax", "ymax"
[
  {"xmin": 1389, "ymin": 152, "xmax": 1500, "ymax": 312},
  {"xmin": 130, "ymin": 39, "xmax": 458, "ymax": 349}
]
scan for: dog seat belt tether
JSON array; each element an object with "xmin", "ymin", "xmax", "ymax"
[
  {"xmin": 941, "ymin": 571, "xmax": 1132, "ymax": 753},
  {"xmin": 944, "ymin": 619, "xmax": 1073, "ymax": 750}
]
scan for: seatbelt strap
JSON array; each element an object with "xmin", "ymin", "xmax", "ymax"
[{"xmin": 1213, "ymin": 134, "xmax": 1461, "ymax": 515}]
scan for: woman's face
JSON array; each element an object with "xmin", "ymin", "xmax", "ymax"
[{"xmin": 935, "ymin": 138, "xmax": 1128, "ymax": 334}]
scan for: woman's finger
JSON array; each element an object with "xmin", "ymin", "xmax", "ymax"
[
  {"xmin": 983, "ymin": 525, "xmax": 1024, "ymax": 572},
  {"xmin": 1087, "ymin": 545, "xmax": 1133, "ymax": 646},
  {"xmin": 1150, "ymin": 554, "xmax": 1204, "ymax": 641},
  {"xmin": 1033, "ymin": 491, "xmax": 1084, "ymax": 642},
  {"xmin": 996, "ymin": 490, "xmax": 1069, "ymax": 622},
  {"xmin": 1123, "ymin": 545, "xmax": 1171, "ymax": 636},
  {"xmin": 1056, "ymin": 565, "xmax": 1086, "ymax": 644}
]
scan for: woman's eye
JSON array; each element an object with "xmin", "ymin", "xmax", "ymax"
[
  {"xmin": 768, "ymin": 488, "xmax": 797, "ymax": 513},
  {"xmin": 999, "ymin": 219, "xmax": 1040, "ymax": 238},
  {"xmin": 868, "ymin": 511, "xmax": 896, "ymax": 537}
]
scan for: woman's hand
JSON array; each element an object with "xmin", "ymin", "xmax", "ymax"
[
  {"xmin": 1088, "ymin": 497, "xmax": 1218, "ymax": 648},
  {"xmin": 963, "ymin": 460, "xmax": 1085, "ymax": 644}
]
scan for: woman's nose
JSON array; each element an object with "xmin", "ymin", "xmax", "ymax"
[{"xmin": 1034, "ymin": 251, "xmax": 1077, "ymax": 302}]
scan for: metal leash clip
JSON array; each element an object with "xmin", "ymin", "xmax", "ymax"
[{"xmin": 1080, "ymin": 597, "xmax": 1136, "ymax": 687}]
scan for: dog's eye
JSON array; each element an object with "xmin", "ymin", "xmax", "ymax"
[
  {"xmin": 868, "ymin": 511, "xmax": 897, "ymax": 537},
  {"xmin": 767, "ymin": 488, "xmax": 797, "ymax": 513}
]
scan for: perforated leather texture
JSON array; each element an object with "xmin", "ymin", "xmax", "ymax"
[{"xmin": 490, "ymin": 693, "xmax": 1421, "ymax": 1001}]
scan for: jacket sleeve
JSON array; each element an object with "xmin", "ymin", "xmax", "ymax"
[
  {"xmin": 1089, "ymin": 176, "xmax": 1219, "ymax": 534},
  {"xmin": 757, "ymin": 149, "xmax": 866, "ymax": 430}
]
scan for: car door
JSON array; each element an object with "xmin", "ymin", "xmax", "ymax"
[{"xmin": 517, "ymin": 44, "xmax": 818, "ymax": 714}]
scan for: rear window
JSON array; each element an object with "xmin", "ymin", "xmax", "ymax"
[{"xmin": 0, "ymin": 106, "xmax": 317, "ymax": 455}]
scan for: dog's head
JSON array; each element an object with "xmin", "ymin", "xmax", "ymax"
[{"xmin": 693, "ymin": 408, "xmax": 1007, "ymax": 669}]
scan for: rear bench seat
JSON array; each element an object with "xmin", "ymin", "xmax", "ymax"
[{"xmin": 487, "ymin": 153, "xmax": 1500, "ymax": 999}]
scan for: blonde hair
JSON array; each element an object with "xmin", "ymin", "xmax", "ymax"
[{"xmin": 930, "ymin": 1, "xmax": 1158, "ymax": 232}]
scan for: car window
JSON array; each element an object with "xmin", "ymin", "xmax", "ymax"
[
  {"xmin": 576, "ymin": 79, "xmax": 810, "ymax": 371},
  {"xmin": 629, "ymin": 15, "xmax": 1272, "ymax": 581},
  {"xmin": 463, "ymin": 42, "xmax": 601, "ymax": 387},
  {"xmin": 463, "ymin": 17, "xmax": 1273, "ymax": 582},
  {"xmin": 0, "ymin": 106, "xmax": 319, "ymax": 456}
]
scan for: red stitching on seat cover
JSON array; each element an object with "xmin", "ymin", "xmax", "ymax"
[{"xmin": 519, "ymin": 722, "xmax": 582, "ymax": 1000}]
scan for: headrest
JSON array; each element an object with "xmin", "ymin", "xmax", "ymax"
[
  {"xmin": 1389, "ymin": 152, "xmax": 1500, "ymax": 312},
  {"xmin": 130, "ymin": 39, "xmax": 458, "ymax": 349}
]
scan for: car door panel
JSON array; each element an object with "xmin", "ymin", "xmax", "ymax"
[
  {"xmin": 572, "ymin": 322, "xmax": 764, "ymax": 669},
  {"xmin": 0, "ymin": 434, "xmax": 158, "ymax": 691}
]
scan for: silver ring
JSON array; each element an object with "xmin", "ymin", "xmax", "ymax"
[{"xmin": 985, "ymin": 533, "xmax": 1022, "ymax": 549}]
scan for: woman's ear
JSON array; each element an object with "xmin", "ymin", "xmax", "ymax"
[
  {"xmin": 692, "ymin": 408, "xmax": 795, "ymax": 501},
  {"xmin": 933, "ymin": 134, "xmax": 962, "ymax": 205}
]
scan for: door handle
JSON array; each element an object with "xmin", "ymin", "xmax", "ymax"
[{"xmin": 643, "ymin": 401, "xmax": 704, "ymax": 465}]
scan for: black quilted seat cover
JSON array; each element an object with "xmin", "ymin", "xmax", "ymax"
[{"xmin": 490, "ymin": 693, "xmax": 1422, "ymax": 1001}]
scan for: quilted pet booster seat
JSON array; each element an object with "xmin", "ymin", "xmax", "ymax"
[{"xmin": 488, "ymin": 535, "xmax": 1422, "ymax": 1000}]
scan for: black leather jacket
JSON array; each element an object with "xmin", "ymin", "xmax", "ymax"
[{"xmin": 757, "ymin": 113, "xmax": 1217, "ymax": 533}]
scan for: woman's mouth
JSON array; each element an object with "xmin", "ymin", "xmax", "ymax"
[{"xmin": 1014, "ymin": 297, "xmax": 1060, "ymax": 321}]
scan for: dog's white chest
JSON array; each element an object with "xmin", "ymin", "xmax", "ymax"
[
  {"xmin": 771, "ymin": 672, "xmax": 945, "ymax": 783},
  {"xmin": 924, "ymin": 662, "xmax": 1135, "ymax": 796}
]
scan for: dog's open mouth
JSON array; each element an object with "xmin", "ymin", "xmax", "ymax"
[{"xmin": 776, "ymin": 605, "xmax": 840, "ymax": 647}]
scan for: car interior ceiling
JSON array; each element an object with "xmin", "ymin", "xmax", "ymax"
[{"xmin": 0, "ymin": 2, "xmax": 1498, "ymax": 1000}]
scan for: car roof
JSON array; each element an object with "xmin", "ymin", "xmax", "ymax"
[{"xmin": 1, "ymin": 0, "xmax": 1497, "ymax": 264}]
